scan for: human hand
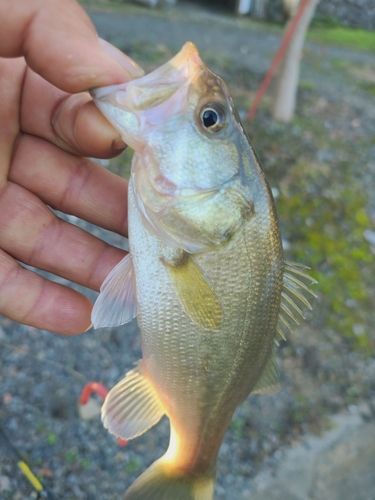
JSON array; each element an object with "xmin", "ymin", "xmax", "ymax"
[{"xmin": 0, "ymin": 0, "xmax": 143, "ymax": 334}]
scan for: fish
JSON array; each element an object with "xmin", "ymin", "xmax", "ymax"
[{"xmin": 90, "ymin": 42, "xmax": 316, "ymax": 500}]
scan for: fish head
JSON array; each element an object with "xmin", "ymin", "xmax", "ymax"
[
  {"xmin": 92, "ymin": 42, "xmax": 232, "ymax": 147},
  {"xmin": 92, "ymin": 43, "xmax": 273, "ymax": 252}
]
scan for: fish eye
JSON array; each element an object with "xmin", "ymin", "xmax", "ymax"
[{"xmin": 199, "ymin": 102, "xmax": 227, "ymax": 133}]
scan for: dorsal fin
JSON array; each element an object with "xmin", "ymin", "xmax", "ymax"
[{"xmin": 276, "ymin": 261, "xmax": 317, "ymax": 343}]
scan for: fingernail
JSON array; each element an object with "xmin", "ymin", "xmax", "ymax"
[
  {"xmin": 99, "ymin": 38, "xmax": 145, "ymax": 79},
  {"xmin": 112, "ymin": 137, "xmax": 127, "ymax": 150},
  {"xmin": 84, "ymin": 323, "xmax": 93, "ymax": 332}
]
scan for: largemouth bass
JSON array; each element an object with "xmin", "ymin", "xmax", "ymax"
[{"xmin": 91, "ymin": 42, "xmax": 316, "ymax": 500}]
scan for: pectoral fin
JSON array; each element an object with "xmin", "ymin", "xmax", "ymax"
[
  {"xmin": 162, "ymin": 253, "xmax": 223, "ymax": 330},
  {"xmin": 252, "ymin": 352, "xmax": 280, "ymax": 395},
  {"xmin": 91, "ymin": 253, "xmax": 137, "ymax": 329},
  {"xmin": 102, "ymin": 361, "xmax": 165, "ymax": 440}
]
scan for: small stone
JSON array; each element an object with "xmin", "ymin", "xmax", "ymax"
[
  {"xmin": 0, "ymin": 476, "xmax": 10, "ymax": 492},
  {"xmin": 348, "ymin": 404, "xmax": 359, "ymax": 415},
  {"xmin": 351, "ymin": 119, "xmax": 361, "ymax": 128},
  {"xmin": 238, "ymin": 109, "xmax": 247, "ymax": 121},
  {"xmin": 363, "ymin": 229, "xmax": 375, "ymax": 246},
  {"xmin": 37, "ymin": 468, "xmax": 54, "ymax": 478},
  {"xmin": 8, "ymin": 418, "xmax": 18, "ymax": 431},
  {"xmin": 353, "ymin": 324, "xmax": 365, "ymax": 336},
  {"xmin": 3, "ymin": 393, "xmax": 12, "ymax": 405},
  {"xmin": 78, "ymin": 398, "xmax": 102, "ymax": 420}
]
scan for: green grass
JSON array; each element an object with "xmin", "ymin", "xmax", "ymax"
[
  {"xmin": 246, "ymin": 105, "xmax": 375, "ymax": 354},
  {"xmin": 124, "ymin": 458, "xmax": 141, "ymax": 474},
  {"xmin": 308, "ymin": 26, "xmax": 375, "ymax": 52},
  {"xmin": 80, "ymin": 0, "xmax": 375, "ymax": 54},
  {"xmin": 359, "ymin": 81, "xmax": 375, "ymax": 96},
  {"xmin": 276, "ymin": 156, "xmax": 373, "ymax": 353},
  {"xmin": 65, "ymin": 447, "xmax": 79, "ymax": 464}
]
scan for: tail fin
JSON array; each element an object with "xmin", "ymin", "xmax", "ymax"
[{"xmin": 123, "ymin": 458, "xmax": 215, "ymax": 500}]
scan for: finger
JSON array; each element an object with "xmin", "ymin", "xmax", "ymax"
[
  {"xmin": 0, "ymin": 0, "xmax": 142, "ymax": 92},
  {"xmin": 20, "ymin": 67, "xmax": 126, "ymax": 157},
  {"xmin": 0, "ymin": 181, "xmax": 126, "ymax": 291},
  {"xmin": 0, "ymin": 0, "xmax": 141, "ymax": 89},
  {"xmin": 0, "ymin": 249, "xmax": 92, "ymax": 335},
  {"xmin": 0, "ymin": 58, "xmax": 24, "ymax": 183},
  {"xmin": 98, "ymin": 38, "xmax": 144, "ymax": 78},
  {"xmin": 9, "ymin": 134, "xmax": 129, "ymax": 237}
]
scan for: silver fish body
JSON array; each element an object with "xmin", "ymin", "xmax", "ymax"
[{"xmin": 91, "ymin": 42, "xmax": 315, "ymax": 500}]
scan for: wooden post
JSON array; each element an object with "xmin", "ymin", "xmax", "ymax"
[
  {"xmin": 271, "ymin": 0, "xmax": 319, "ymax": 122},
  {"xmin": 235, "ymin": 0, "xmax": 252, "ymax": 15},
  {"xmin": 246, "ymin": 0, "xmax": 313, "ymax": 121}
]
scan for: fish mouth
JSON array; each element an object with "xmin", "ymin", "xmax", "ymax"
[
  {"xmin": 169, "ymin": 42, "xmax": 201, "ymax": 72},
  {"xmin": 90, "ymin": 42, "xmax": 203, "ymax": 108}
]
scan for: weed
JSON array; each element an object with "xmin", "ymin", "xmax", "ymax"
[
  {"xmin": 308, "ymin": 26, "xmax": 375, "ymax": 52},
  {"xmin": 65, "ymin": 447, "xmax": 79, "ymax": 464},
  {"xmin": 124, "ymin": 457, "xmax": 141, "ymax": 474},
  {"xmin": 311, "ymin": 14, "xmax": 342, "ymax": 29},
  {"xmin": 291, "ymin": 393, "xmax": 311, "ymax": 424},
  {"xmin": 359, "ymin": 81, "xmax": 375, "ymax": 96},
  {"xmin": 230, "ymin": 417, "xmax": 247, "ymax": 439},
  {"xmin": 79, "ymin": 458, "xmax": 90, "ymax": 469},
  {"xmin": 299, "ymin": 80, "xmax": 315, "ymax": 92},
  {"xmin": 36, "ymin": 421, "xmax": 47, "ymax": 433},
  {"xmin": 47, "ymin": 434, "xmax": 57, "ymax": 445}
]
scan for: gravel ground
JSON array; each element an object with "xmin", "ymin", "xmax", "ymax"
[{"xmin": 1, "ymin": 2, "xmax": 375, "ymax": 499}]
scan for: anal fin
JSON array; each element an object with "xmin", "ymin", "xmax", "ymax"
[
  {"xmin": 252, "ymin": 352, "xmax": 280, "ymax": 395},
  {"xmin": 102, "ymin": 361, "xmax": 165, "ymax": 440}
]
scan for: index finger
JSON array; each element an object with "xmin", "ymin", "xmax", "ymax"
[{"xmin": 0, "ymin": 0, "xmax": 141, "ymax": 92}]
